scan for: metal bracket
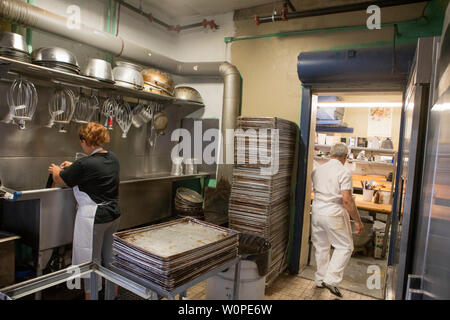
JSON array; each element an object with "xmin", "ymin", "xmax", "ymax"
[{"xmin": 405, "ymin": 274, "xmax": 423, "ymax": 300}]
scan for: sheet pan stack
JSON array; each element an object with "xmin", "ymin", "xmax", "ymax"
[
  {"xmin": 229, "ymin": 117, "xmax": 297, "ymax": 285},
  {"xmin": 112, "ymin": 218, "xmax": 239, "ymax": 290}
]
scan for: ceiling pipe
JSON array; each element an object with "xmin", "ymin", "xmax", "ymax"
[
  {"xmin": 0, "ymin": 0, "xmax": 239, "ymax": 183},
  {"xmin": 116, "ymin": 0, "xmax": 218, "ymax": 33},
  {"xmin": 255, "ymin": 0, "xmax": 428, "ymax": 24}
]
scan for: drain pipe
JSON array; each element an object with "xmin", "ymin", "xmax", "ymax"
[{"xmin": 0, "ymin": 0, "xmax": 240, "ymax": 183}]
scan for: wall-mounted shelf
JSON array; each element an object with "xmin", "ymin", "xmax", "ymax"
[
  {"xmin": 315, "ymin": 144, "xmax": 397, "ymax": 154},
  {"xmin": 0, "ymin": 56, "xmax": 205, "ymax": 109},
  {"xmin": 314, "ymin": 156, "xmax": 395, "ymax": 168}
]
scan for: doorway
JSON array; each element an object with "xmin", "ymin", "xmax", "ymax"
[{"xmin": 297, "ymin": 91, "xmax": 403, "ymax": 299}]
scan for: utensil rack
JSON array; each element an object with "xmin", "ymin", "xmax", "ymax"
[{"xmin": 0, "ymin": 56, "xmax": 205, "ymax": 109}]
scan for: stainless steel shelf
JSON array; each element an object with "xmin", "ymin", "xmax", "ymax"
[
  {"xmin": 314, "ymin": 144, "xmax": 397, "ymax": 154},
  {"xmin": 119, "ymin": 172, "xmax": 211, "ymax": 185},
  {"xmin": 314, "ymin": 156, "xmax": 395, "ymax": 167},
  {"xmin": 0, "ymin": 56, "xmax": 205, "ymax": 109}
]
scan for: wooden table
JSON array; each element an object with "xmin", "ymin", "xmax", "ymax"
[{"xmin": 310, "ymin": 192, "xmax": 392, "ymax": 258}]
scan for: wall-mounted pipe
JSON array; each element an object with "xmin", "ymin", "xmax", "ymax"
[
  {"xmin": 255, "ymin": 0, "xmax": 428, "ymax": 25},
  {"xmin": 0, "ymin": 0, "xmax": 239, "ymax": 184},
  {"xmin": 116, "ymin": 0, "xmax": 218, "ymax": 32}
]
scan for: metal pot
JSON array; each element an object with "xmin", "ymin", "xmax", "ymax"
[
  {"xmin": 0, "ymin": 32, "xmax": 28, "ymax": 53},
  {"xmin": 174, "ymin": 86, "xmax": 203, "ymax": 104},
  {"xmin": 113, "ymin": 61, "xmax": 144, "ymax": 89},
  {"xmin": 83, "ymin": 58, "xmax": 114, "ymax": 83},
  {"xmin": 31, "ymin": 47, "xmax": 79, "ymax": 67},
  {"xmin": 141, "ymin": 68, "xmax": 174, "ymax": 93}
]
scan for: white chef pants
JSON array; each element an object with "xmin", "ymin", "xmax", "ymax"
[{"xmin": 311, "ymin": 213, "xmax": 354, "ymax": 287}]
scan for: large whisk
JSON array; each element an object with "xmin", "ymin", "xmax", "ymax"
[
  {"xmin": 116, "ymin": 98, "xmax": 132, "ymax": 138},
  {"xmin": 102, "ymin": 97, "xmax": 118, "ymax": 130},
  {"xmin": 5, "ymin": 78, "xmax": 38, "ymax": 129},
  {"xmin": 47, "ymin": 88, "xmax": 76, "ymax": 133},
  {"xmin": 73, "ymin": 92, "xmax": 95, "ymax": 124}
]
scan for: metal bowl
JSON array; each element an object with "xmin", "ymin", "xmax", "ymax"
[
  {"xmin": 174, "ymin": 86, "xmax": 203, "ymax": 104},
  {"xmin": 83, "ymin": 58, "xmax": 115, "ymax": 83},
  {"xmin": 142, "ymin": 68, "xmax": 174, "ymax": 92},
  {"xmin": 113, "ymin": 61, "xmax": 144, "ymax": 88},
  {"xmin": 31, "ymin": 47, "xmax": 79, "ymax": 67},
  {"xmin": 0, "ymin": 32, "xmax": 28, "ymax": 54}
]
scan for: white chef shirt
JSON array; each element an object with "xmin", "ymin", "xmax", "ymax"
[{"xmin": 311, "ymin": 158, "xmax": 353, "ymax": 217}]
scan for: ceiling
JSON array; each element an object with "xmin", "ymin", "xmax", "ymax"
[{"xmin": 143, "ymin": 0, "xmax": 277, "ymax": 18}]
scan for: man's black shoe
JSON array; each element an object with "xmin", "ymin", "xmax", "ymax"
[{"xmin": 321, "ymin": 282, "xmax": 343, "ymax": 298}]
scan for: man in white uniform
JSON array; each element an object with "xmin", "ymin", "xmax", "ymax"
[{"xmin": 311, "ymin": 143, "xmax": 364, "ymax": 298}]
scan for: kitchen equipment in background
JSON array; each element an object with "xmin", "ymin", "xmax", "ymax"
[
  {"xmin": 112, "ymin": 61, "xmax": 144, "ymax": 90},
  {"xmin": 31, "ymin": 47, "xmax": 80, "ymax": 74},
  {"xmin": 363, "ymin": 189, "xmax": 374, "ymax": 201},
  {"xmin": 229, "ymin": 117, "xmax": 297, "ymax": 285},
  {"xmin": 185, "ymin": 158, "xmax": 198, "ymax": 175},
  {"xmin": 73, "ymin": 92, "xmax": 95, "ymax": 124},
  {"xmin": 153, "ymin": 110, "xmax": 168, "ymax": 135},
  {"xmin": 142, "ymin": 68, "xmax": 174, "ymax": 95},
  {"xmin": 0, "ymin": 32, "xmax": 30, "ymax": 62},
  {"xmin": 171, "ymin": 157, "xmax": 184, "ymax": 176},
  {"xmin": 87, "ymin": 93, "xmax": 100, "ymax": 123},
  {"xmin": 381, "ymin": 137, "xmax": 394, "ymax": 149},
  {"xmin": 380, "ymin": 191, "xmax": 391, "ymax": 204},
  {"xmin": 317, "ymin": 133, "xmax": 327, "ymax": 145},
  {"xmin": 5, "ymin": 78, "xmax": 38, "ymax": 129},
  {"xmin": 83, "ymin": 58, "xmax": 115, "ymax": 83},
  {"xmin": 357, "ymin": 137, "xmax": 368, "ymax": 148},
  {"xmin": 102, "ymin": 97, "xmax": 118, "ymax": 130},
  {"xmin": 348, "ymin": 137, "xmax": 356, "ymax": 147},
  {"xmin": 143, "ymin": 81, "xmax": 174, "ymax": 97},
  {"xmin": 174, "ymin": 188, "xmax": 204, "ymax": 219},
  {"xmin": 116, "ymin": 99, "xmax": 132, "ymax": 138},
  {"xmin": 174, "ymin": 86, "xmax": 203, "ymax": 104},
  {"xmin": 130, "ymin": 103, "xmax": 145, "ymax": 128},
  {"xmin": 111, "ymin": 218, "xmax": 238, "ymax": 290},
  {"xmin": 47, "ymin": 87, "xmax": 76, "ymax": 133},
  {"xmin": 325, "ymin": 135, "xmax": 334, "ymax": 145}
]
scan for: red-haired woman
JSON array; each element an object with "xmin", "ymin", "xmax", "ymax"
[{"xmin": 48, "ymin": 122, "xmax": 120, "ymax": 299}]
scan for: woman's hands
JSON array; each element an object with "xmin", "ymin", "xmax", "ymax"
[
  {"xmin": 48, "ymin": 164, "xmax": 61, "ymax": 176},
  {"xmin": 60, "ymin": 161, "xmax": 73, "ymax": 169}
]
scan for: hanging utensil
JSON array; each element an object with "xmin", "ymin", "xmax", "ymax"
[
  {"xmin": 88, "ymin": 92, "xmax": 100, "ymax": 123},
  {"xmin": 73, "ymin": 91, "xmax": 94, "ymax": 124},
  {"xmin": 116, "ymin": 98, "xmax": 132, "ymax": 138},
  {"xmin": 47, "ymin": 87, "xmax": 76, "ymax": 133},
  {"xmin": 131, "ymin": 103, "xmax": 145, "ymax": 128},
  {"xmin": 102, "ymin": 97, "xmax": 118, "ymax": 130},
  {"xmin": 148, "ymin": 103, "xmax": 157, "ymax": 150},
  {"xmin": 6, "ymin": 78, "xmax": 38, "ymax": 129}
]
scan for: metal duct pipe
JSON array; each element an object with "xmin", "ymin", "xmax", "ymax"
[
  {"xmin": 0, "ymin": 0, "xmax": 241, "ymax": 182},
  {"xmin": 218, "ymin": 62, "xmax": 241, "ymax": 183},
  {"xmin": 0, "ymin": 0, "xmax": 222, "ymax": 76}
]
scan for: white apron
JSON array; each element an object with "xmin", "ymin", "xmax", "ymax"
[{"xmin": 71, "ymin": 148, "xmax": 103, "ymax": 266}]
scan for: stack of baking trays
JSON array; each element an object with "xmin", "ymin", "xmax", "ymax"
[
  {"xmin": 174, "ymin": 187, "xmax": 204, "ymax": 219},
  {"xmin": 229, "ymin": 117, "xmax": 297, "ymax": 285},
  {"xmin": 112, "ymin": 218, "xmax": 239, "ymax": 291}
]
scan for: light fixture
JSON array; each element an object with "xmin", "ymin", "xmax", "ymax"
[
  {"xmin": 148, "ymin": 52, "xmax": 152, "ymax": 56},
  {"xmin": 193, "ymin": 65, "xmax": 198, "ymax": 71},
  {"xmin": 317, "ymin": 102, "xmax": 402, "ymax": 108}
]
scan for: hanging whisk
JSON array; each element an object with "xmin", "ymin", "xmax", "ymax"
[
  {"xmin": 73, "ymin": 91, "xmax": 95, "ymax": 124},
  {"xmin": 116, "ymin": 98, "xmax": 132, "ymax": 138},
  {"xmin": 47, "ymin": 88, "xmax": 76, "ymax": 133},
  {"xmin": 6, "ymin": 78, "xmax": 38, "ymax": 129},
  {"xmin": 102, "ymin": 97, "xmax": 118, "ymax": 130}
]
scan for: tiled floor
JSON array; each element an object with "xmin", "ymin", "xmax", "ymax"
[{"xmin": 185, "ymin": 273, "xmax": 378, "ymax": 300}]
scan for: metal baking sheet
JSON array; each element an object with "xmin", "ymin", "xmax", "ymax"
[{"xmin": 113, "ymin": 217, "xmax": 238, "ymax": 261}]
